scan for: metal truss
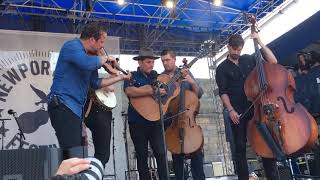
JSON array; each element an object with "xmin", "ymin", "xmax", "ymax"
[
  {"xmin": 1, "ymin": 0, "xmax": 240, "ymax": 31},
  {"xmin": 205, "ymin": 44, "xmax": 235, "ymax": 175},
  {"xmin": 218, "ymin": 0, "xmax": 291, "ymax": 49},
  {"xmin": 0, "ymin": 0, "xmax": 286, "ymax": 55},
  {"xmin": 109, "ymin": 23, "xmax": 206, "ymax": 56}
]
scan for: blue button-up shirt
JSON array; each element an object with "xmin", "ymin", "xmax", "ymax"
[
  {"xmin": 124, "ymin": 68, "xmax": 157, "ymax": 125},
  {"xmin": 48, "ymin": 38, "xmax": 102, "ymax": 118}
]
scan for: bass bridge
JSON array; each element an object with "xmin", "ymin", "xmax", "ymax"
[{"xmin": 262, "ymin": 103, "xmax": 280, "ymax": 122}]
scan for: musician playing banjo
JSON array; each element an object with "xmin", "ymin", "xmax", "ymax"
[
  {"xmin": 47, "ymin": 22, "xmax": 131, "ymax": 159},
  {"xmin": 83, "ymin": 67, "xmax": 118, "ymax": 168},
  {"xmin": 124, "ymin": 47, "xmax": 168, "ymax": 180}
]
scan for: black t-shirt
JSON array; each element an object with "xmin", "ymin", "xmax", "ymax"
[
  {"xmin": 295, "ymin": 66, "xmax": 320, "ymax": 114},
  {"xmin": 215, "ymin": 54, "xmax": 256, "ymax": 113}
]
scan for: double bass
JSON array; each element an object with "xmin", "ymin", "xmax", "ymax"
[{"xmin": 244, "ymin": 15, "xmax": 318, "ymax": 159}]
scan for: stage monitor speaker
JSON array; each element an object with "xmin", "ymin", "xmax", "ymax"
[
  {"xmin": 0, "ymin": 148, "xmax": 63, "ymax": 180},
  {"xmin": 277, "ymin": 166, "xmax": 292, "ymax": 180},
  {"xmin": 203, "ymin": 163, "xmax": 213, "ymax": 177}
]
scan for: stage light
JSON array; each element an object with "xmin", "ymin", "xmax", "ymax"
[
  {"xmin": 117, "ymin": 0, "xmax": 125, "ymax": 5},
  {"xmin": 161, "ymin": 0, "xmax": 175, "ymax": 9},
  {"xmin": 166, "ymin": 0, "xmax": 174, "ymax": 8},
  {"xmin": 213, "ymin": 0, "xmax": 222, "ymax": 6}
]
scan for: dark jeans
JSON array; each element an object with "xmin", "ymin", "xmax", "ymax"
[
  {"xmin": 224, "ymin": 109, "xmax": 279, "ymax": 180},
  {"xmin": 129, "ymin": 122, "xmax": 168, "ymax": 180},
  {"xmin": 172, "ymin": 150, "xmax": 206, "ymax": 180},
  {"xmin": 48, "ymin": 102, "xmax": 82, "ymax": 150},
  {"xmin": 84, "ymin": 104, "xmax": 112, "ymax": 167}
]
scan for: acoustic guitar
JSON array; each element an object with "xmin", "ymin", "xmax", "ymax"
[{"xmin": 130, "ymin": 50, "xmax": 207, "ymax": 121}]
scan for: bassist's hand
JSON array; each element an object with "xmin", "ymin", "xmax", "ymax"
[
  {"xmin": 183, "ymin": 74, "xmax": 197, "ymax": 85},
  {"xmin": 229, "ymin": 110, "xmax": 240, "ymax": 124},
  {"xmin": 180, "ymin": 68, "xmax": 189, "ymax": 78}
]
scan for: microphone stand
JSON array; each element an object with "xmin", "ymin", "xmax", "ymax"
[
  {"xmin": 154, "ymin": 80, "xmax": 170, "ymax": 180},
  {"xmin": 121, "ymin": 111, "xmax": 131, "ymax": 180},
  {"xmin": 10, "ymin": 112, "xmax": 26, "ymax": 149},
  {"xmin": 112, "ymin": 117, "xmax": 117, "ymax": 180},
  {"xmin": 0, "ymin": 118, "xmax": 11, "ymax": 150}
]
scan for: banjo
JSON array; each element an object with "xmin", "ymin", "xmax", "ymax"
[
  {"xmin": 85, "ymin": 87, "xmax": 117, "ymax": 118},
  {"xmin": 90, "ymin": 47, "xmax": 128, "ymax": 110},
  {"xmin": 94, "ymin": 88, "xmax": 117, "ymax": 110}
]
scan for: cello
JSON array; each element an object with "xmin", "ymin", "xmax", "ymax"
[
  {"xmin": 165, "ymin": 60, "xmax": 204, "ymax": 154},
  {"xmin": 244, "ymin": 15, "xmax": 318, "ymax": 159}
]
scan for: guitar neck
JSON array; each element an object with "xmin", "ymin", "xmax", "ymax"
[{"xmin": 168, "ymin": 57, "xmax": 199, "ymax": 85}]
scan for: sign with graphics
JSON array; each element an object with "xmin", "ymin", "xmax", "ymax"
[
  {"xmin": 0, "ymin": 30, "xmax": 126, "ymax": 179},
  {"xmin": 0, "ymin": 50, "xmax": 58, "ymax": 149}
]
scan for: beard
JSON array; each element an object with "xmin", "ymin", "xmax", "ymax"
[{"xmin": 230, "ymin": 54, "xmax": 240, "ymax": 60}]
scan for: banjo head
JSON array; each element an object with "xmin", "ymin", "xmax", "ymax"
[{"xmin": 95, "ymin": 89, "xmax": 117, "ymax": 109}]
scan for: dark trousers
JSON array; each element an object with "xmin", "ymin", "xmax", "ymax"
[
  {"xmin": 224, "ymin": 109, "xmax": 279, "ymax": 180},
  {"xmin": 48, "ymin": 102, "xmax": 82, "ymax": 150},
  {"xmin": 129, "ymin": 123, "xmax": 168, "ymax": 180},
  {"xmin": 172, "ymin": 150, "xmax": 206, "ymax": 180},
  {"xmin": 84, "ymin": 104, "xmax": 112, "ymax": 167}
]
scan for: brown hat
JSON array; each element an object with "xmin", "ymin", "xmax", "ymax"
[{"xmin": 133, "ymin": 47, "xmax": 159, "ymax": 60}]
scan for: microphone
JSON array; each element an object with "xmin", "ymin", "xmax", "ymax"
[
  {"xmin": 150, "ymin": 70, "xmax": 159, "ymax": 86},
  {"xmin": 150, "ymin": 70, "xmax": 166, "ymax": 89},
  {"xmin": 8, "ymin": 109, "xmax": 16, "ymax": 115},
  {"xmin": 150, "ymin": 70, "xmax": 158, "ymax": 80}
]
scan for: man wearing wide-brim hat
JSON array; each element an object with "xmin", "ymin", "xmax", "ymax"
[
  {"xmin": 123, "ymin": 47, "xmax": 168, "ymax": 180},
  {"xmin": 133, "ymin": 47, "xmax": 160, "ymax": 61}
]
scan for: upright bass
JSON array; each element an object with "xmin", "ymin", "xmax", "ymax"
[{"xmin": 244, "ymin": 15, "xmax": 318, "ymax": 159}]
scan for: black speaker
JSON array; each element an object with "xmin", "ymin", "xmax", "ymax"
[
  {"xmin": 277, "ymin": 166, "xmax": 292, "ymax": 180},
  {"xmin": 0, "ymin": 148, "xmax": 63, "ymax": 180}
]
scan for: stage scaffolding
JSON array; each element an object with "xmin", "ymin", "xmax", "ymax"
[
  {"xmin": 0, "ymin": 0, "xmax": 288, "ymax": 56},
  {"xmin": 206, "ymin": 46, "xmax": 234, "ymax": 176}
]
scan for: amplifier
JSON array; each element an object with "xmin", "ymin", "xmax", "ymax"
[
  {"xmin": 277, "ymin": 166, "xmax": 292, "ymax": 180},
  {"xmin": 0, "ymin": 148, "xmax": 63, "ymax": 180}
]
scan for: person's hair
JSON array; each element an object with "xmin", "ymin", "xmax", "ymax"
[
  {"xmin": 310, "ymin": 50, "xmax": 320, "ymax": 64},
  {"xmin": 297, "ymin": 51, "xmax": 320, "ymax": 68},
  {"xmin": 228, "ymin": 34, "xmax": 244, "ymax": 48},
  {"xmin": 160, "ymin": 49, "xmax": 176, "ymax": 59},
  {"xmin": 80, "ymin": 22, "xmax": 107, "ymax": 41}
]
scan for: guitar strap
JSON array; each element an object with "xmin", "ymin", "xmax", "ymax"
[{"xmin": 85, "ymin": 98, "xmax": 93, "ymax": 118}]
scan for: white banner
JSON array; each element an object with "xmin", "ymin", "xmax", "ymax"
[{"xmin": 0, "ymin": 50, "xmax": 58, "ymax": 149}]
